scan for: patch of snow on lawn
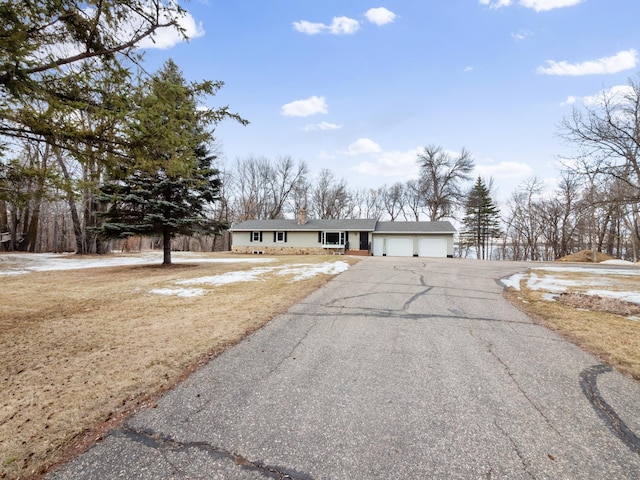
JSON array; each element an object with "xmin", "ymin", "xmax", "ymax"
[
  {"xmin": 585, "ymin": 289, "xmax": 640, "ymax": 306},
  {"xmin": 153, "ymin": 261, "xmax": 351, "ymax": 296},
  {"xmin": 532, "ymin": 266, "xmax": 640, "ymax": 277},
  {"xmin": 600, "ymin": 259, "xmax": 636, "ymax": 266},
  {"xmin": 149, "ymin": 287, "xmax": 205, "ymax": 297},
  {"xmin": 176, "ymin": 267, "xmax": 275, "ymax": 286},
  {"xmin": 526, "ymin": 273, "xmax": 612, "ymax": 293},
  {"xmin": 501, "ymin": 273, "xmax": 525, "ymax": 291},
  {"xmin": 277, "ymin": 261, "xmax": 350, "ymax": 281},
  {"xmin": 0, "ymin": 252, "xmax": 277, "ymax": 275},
  {"xmin": 502, "ymin": 265, "xmax": 640, "ymax": 318}
]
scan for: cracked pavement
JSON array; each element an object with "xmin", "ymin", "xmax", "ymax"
[{"xmin": 47, "ymin": 257, "xmax": 640, "ymax": 479}]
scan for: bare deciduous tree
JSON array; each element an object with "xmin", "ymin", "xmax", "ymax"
[
  {"xmin": 417, "ymin": 145, "xmax": 474, "ymax": 221},
  {"xmin": 559, "ymin": 75, "xmax": 640, "ymax": 260},
  {"xmin": 311, "ymin": 169, "xmax": 352, "ymax": 219},
  {"xmin": 230, "ymin": 156, "xmax": 308, "ymax": 221}
]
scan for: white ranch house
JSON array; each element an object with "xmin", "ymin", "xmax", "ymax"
[{"xmin": 230, "ymin": 210, "xmax": 456, "ymax": 258}]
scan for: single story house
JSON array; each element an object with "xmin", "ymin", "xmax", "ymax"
[{"xmin": 229, "ymin": 209, "xmax": 456, "ymax": 257}]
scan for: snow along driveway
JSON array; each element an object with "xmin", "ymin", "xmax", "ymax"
[{"xmin": 501, "ymin": 264, "xmax": 640, "ymax": 313}]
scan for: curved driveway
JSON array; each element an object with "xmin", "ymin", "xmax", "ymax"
[{"xmin": 49, "ymin": 257, "xmax": 640, "ymax": 479}]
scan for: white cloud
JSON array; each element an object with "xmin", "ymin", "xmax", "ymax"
[
  {"xmin": 329, "ymin": 16, "xmax": 360, "ymax": 35},
  {"xmin": 464, "ymin": 66, "xmax": 474, "ymax": 73},
  {"xmin": 293, "ymin": 16, "xmax": 360, "ymax": 35},
  {"xmin": 479, "ymin": 0, "xmax": 584, "ymax": 11},
  {"xmin": 587, "ymin": 85, "xmax": 634, "ymax": 105},
  {"xmin": 344, "ymin": 138, "xmax": 382, "ymax": 155},
  {"xmin": 365, "ymin": 7, "xmax": 397, "ymax": 26},
  {"xmin": 474, "ymin": 161, "xmax": 533, "ymax": 179},
  {"xmin": 560, "ymin": 95, "xmax": 578, "ymax": 107},
  {"xmin": 537, "ymin": 49, "xmax": 638, "ymax": 76},
  {"xmin": 351, "ymin": 148, "xmax": 421, "ymax": 179},
  {"xmin": 137, "ymin": 10, "xmax": 205, "ymax": 49},
  {"xmin": 519, "ymin": 0, "xmax": 585, "ymax": 12},
  {"xmin": 281, "ymin": 96, "xmax": 328, "ymax": 117},
  {"xmin": 511, "ymin": 29, "xmax": 533, "ymax": 41},
  {"xmin": 479, "ymin": 0, "xmax": 513, "ymax": 9},
  {"xmin": 303, "ymin": 122, "xmax": 342, "ymax": 132},
  {"xmin": 292, "ymin": 20, "xmax": 326, "ymax": 35},
  {"xmin": 294, "ymin": 8, "xmax": 397, "ymax": 35},
  {"xmin": 563, "ymin": 85, "xmax": 635, "ymax": 107}
]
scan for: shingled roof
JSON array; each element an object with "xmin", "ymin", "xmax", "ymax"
[
  {"xmin": 374, "ymin": 221, "xmax": 456, "ymax": 234},
  {"xmin": 230, "ymin": 219, "xmax": 378, "ymax": 232},
  {"xmin": 230, "ymin": 219, "xmax": 456, "ymax": 233}
]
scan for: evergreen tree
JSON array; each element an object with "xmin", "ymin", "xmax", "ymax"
[
  {"xmin": 462, "ymin": 177, "xmax": 501, "ymax": 260},
  {"xmin": 96, "ymin": 60, "xmax": 247, "ymax": 265}
]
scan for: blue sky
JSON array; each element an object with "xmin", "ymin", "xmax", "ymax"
[{"xmin": 140, "ymin": 0, "xmax": 640, "ymax": 201}]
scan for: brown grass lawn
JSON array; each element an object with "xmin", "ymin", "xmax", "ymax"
[
  {"xmin": 0, "ymin": 254, "xmax": 359, "ymax": 480},
  {"xmin": 504, "ymin": 267, "xmax": 640, "ymax": 381}
]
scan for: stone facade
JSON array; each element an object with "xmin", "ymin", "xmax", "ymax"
[{"xmin": 232, "ymin": 245, "xmax": 343, "ymax": 255}]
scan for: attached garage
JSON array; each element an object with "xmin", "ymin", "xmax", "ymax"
[
  {"xmin": 372, "ymin": 221, "xmax": 456, "ymax": 258},
  {"xmin": 386, "ymin": 237, "xmax": 413, "ymax": 257}
]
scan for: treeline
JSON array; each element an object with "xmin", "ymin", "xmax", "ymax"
[
  {"xmin": 2, "ymin": 138, "xmax": 639, "ymax": 261},
  {"xmin": 1, "ymin": 2, "xmax": 638, "ymax": 261}
]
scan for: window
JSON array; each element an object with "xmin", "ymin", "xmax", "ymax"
[
  {"xmin": 275, "ymin": 231, "xmax": 287, "ymax": 242},
  {"xmin": 321, "ymin": 231, "xmax": 345, "ymax": 246},
  {"xmin": 251, "ymin": 231, "xmax": 262, "ymax": 242}
]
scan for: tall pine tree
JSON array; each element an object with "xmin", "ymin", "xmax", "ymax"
[
  {"xmin": 96, "ymin": 60, "xmax": 247, "ymax": 265},
  {"xmin": 462, "ymin": 177, "xmax": 501, "ymax": 260}
]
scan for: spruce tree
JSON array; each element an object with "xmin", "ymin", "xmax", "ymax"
[
  {"xmin": 462, "ymin": 177, "xmax": 501, "ymax": 260},
  {"xmin": 95, "ymin": 60, "xmax": 246, "ymax": 265}
]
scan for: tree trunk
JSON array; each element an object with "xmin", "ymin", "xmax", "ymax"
[
  {"xmin": 23, "ymin": 206, "xmax": 40, "ymax": 252},
  {"xmin": 55, "ymin": 151, "xmax": 86, "ymax": 253},
  {"xmin": 163, "ymin": 229, "xmax": 172, "ymax": 265}
]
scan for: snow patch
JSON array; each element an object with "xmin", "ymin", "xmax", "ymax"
[
  {"xmin": 277, "ymin": 261, "xmax": 350, "ymax": 281},
  {"xmin": 0, "ymin": 252, "xmax": 276, "ymax": 276},
  {"xmin": 176, "ymin": 268, "xmax": 274, "ymax": 286},
  {"xmin": 501, "ymin": 273, "xmax": 525, "ymax": 291},
  {"xmin": 149, "ymin": 287, "xmax": 205, "ymax": 297},
  {"xmin": 585, "ymin": 289, "xmax": 640, "ymax": 306},
  {"xmin": 503, "ymin": 265, "xmax": 640, "ymax": 315}
]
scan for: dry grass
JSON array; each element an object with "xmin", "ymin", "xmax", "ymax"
[
  {"xmin": 0, "ymin": 254, "xmax": 358, "ymax": 480},
  {"xmin": 555, "ymin": 249, "xmax": 615, "ymax": 263},
  {"xmin": 505, "ymin": 269, "xmax": 640, "ymax": 380}
]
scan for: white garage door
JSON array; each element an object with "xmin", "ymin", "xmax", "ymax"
[
  {"xmin": 373, "ymin": 237, "xmax": 384, "ymax": 256},
  {"xmin": 386, "ymin": 237, "xmax": 413, "ymax": 257},
  {"xmin": 419, "ymin": 238, "xmax": 447, "ymax": 257}
]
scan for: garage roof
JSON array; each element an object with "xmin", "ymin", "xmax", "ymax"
[{"xmin": 374, "ymin": 221, "xmax": 456, "ymax": 234}]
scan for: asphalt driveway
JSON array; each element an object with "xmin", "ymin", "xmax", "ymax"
[{"xmin": 48, "ymin": 257, "xmax": 640, "ymax": 479}]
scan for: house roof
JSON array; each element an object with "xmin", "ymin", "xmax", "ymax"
[
  {"xmin": 230, "ymin": 219, "xmax": 379, "ymax": 232},
  {"xmin": 230, "ymin": 219, "xmax": 456, "ymax": 234},
  {"xmin": 374, "ymin": 221, "xmax": 457, "ymax": 234}
]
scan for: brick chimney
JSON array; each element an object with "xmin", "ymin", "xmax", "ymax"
[{"xmin": 297, "ymin": 207, "xmax": 308, "ymax": 225}]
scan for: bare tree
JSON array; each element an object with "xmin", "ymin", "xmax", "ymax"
[
  {"xmin": 379, "ymin": 183, "xmax": 406, "ymax": 220},
  {"xmin": 417, "ymin": 145, "xmax": 474, "ymax": 221},
  {"xmin": 559, "ymin": 75, "xmax": 640, "ymax": 254},
  {"xmin": 230, "ymin": 156, "xmax": 308, "ymax": 221},
  {"xmin": 311, "ymin": 169, "xmax": 352, "ymax": 219},
  {"xmin": 404, "ymin": 179, "xmax": 425, "ymax": 221},
  {"xmin": 351, "ymin": 187, "xmax": 384, "ymax": 220}
]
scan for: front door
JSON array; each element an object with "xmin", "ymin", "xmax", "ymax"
[{"xmin": 359, "ymin": 232, "xmax": 369, "ymax": 251}]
